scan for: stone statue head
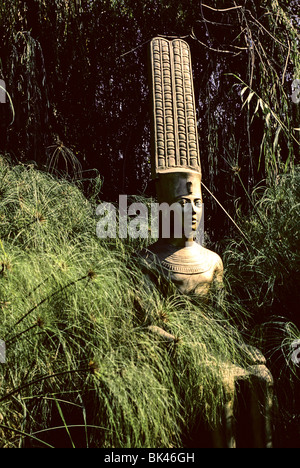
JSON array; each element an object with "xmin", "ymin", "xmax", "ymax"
[
  {"xmin": 149, "ymin": 37, "xmax": 203, "ymax": 244},
  {"xmin": 156, "ymin": 169, "xmax": 202, "ymax": 242}
]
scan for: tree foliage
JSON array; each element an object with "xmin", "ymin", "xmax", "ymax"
[
  {"xmin": 0, "ymin": 1, "xmax": 300, "ymax": 447},
  {"xmin": 0, "ymin": 0, "xmax": 299, "ymax": 239}
]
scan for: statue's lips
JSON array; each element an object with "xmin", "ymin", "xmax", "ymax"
[
  {"xmin": 191, "ymin": 216, "xmax": 198, "ymax": 227},
  {"xmin": 183, "ymin": 215, "xmax": 199, "ymax": 229}
]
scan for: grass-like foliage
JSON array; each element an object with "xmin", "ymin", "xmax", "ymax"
[
  {"xmin": 221, "ymin": 168, "xmax": 300, "ymax": 447},
  {"xmin": 223, "ymin": 168, "xmax": 300, "ymax": 327},
  {"xmin": 0, "ymin": 156, "xmax": 254, "ymax": 448}
]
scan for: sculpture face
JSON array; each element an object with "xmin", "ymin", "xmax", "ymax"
[
  {"xmin": 174, "ymin": 193, "xmax": 202, "ymax": 240},
  {"xmin": 156, "ymin": 170, "xmax": 202, "ymax": 242}
]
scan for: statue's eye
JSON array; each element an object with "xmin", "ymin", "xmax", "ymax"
[
  {"xmin": 195, "ymin": 199, "xmax": 202, "ymax": 207},
  {"xmin": 179, "ymin": 199, "xmax": 187, "ymax": 206}
]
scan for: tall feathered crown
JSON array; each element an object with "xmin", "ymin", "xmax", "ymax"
[{"xmin": 149, "ymin": 37, "xmax": 201, "ymax": 179}]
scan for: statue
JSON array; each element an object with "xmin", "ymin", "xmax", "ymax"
[
  {"xmin": 140, "ymin": 37, "xmax": 273, "ymax": 448},
  {"xmin": 142, "ymin": 38, "xmax": 223, "ymax": 297}
]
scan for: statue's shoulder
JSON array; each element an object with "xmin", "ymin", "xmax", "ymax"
[
  {"xmin": 203, "ymin": 246, "xmax": 223, "ymax": 270},
  {"xmin": 139, "ymin": 243, "xmax": 160, "ymax": 263},
  {"xmin": 200, "ymin": 246, "xmax": 224, "ymax": 286},
  {"xmin": 136, "ymin": 243, "xmax": 165, "ymax": 273}
]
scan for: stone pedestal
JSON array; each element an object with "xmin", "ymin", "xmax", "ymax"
[{"xmin": 211, "ymin": 363, "xmax": 274, "ymax": 448}]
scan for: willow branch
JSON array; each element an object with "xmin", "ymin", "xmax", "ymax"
[
  {"xmin": 201, "ymin": 182, "xmax": 250, "ymax": 243},
  {"xmin": 247, "ymin": 12, "xmax": 289, "ymax": 49},
  {"xmin": 282, "ymin": 38, "xmax": 291, "ymax": 85},
  {"xmin": 201, "ymin": 4, "xmax": 243, "ymax": 12},
  {"xmin": 190, "ymin": 29, "xmax": 242, "ymax": 56}
]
